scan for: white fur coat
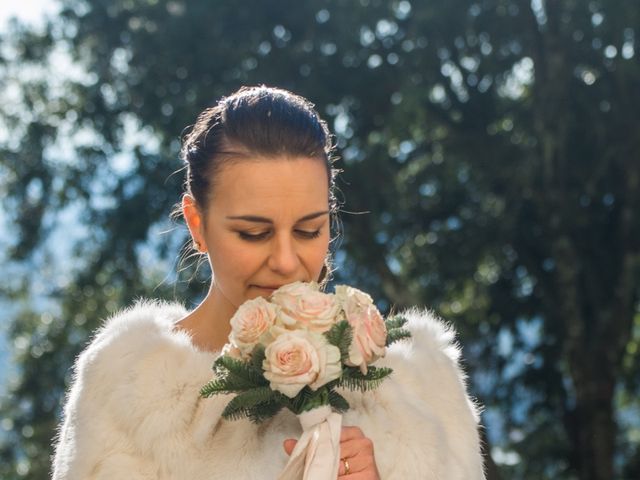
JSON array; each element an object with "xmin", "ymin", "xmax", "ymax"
[{"xmin": 52, "ymin": 299, "xmax": 485, "ymax": 479}]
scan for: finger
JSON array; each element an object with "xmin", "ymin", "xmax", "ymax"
[
  {"xmin": 283, "ymin": 438, "xmax": 297, "ymax": 456},
  {"xmin": 337, "ymin": 453, "xmax": 376, "ymax": 477},
  {"xmin": 340, "ymin": 437, "xmax": 375, "ymax": 460},
  {"xmin": 339, "ymin": 426, "xmax": 365, "ymax": 442}
]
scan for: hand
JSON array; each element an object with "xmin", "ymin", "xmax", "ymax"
[{"xmin": 283, "ymin": 425, "xmax": 381, "ymax": 479}]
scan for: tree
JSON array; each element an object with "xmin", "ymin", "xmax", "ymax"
[{"xmin": 1, "ymin": 1, "xmax": 638, "ymax": 478}]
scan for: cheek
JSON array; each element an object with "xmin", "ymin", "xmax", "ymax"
[
  {"xmin": 305, "ymin": 232, "xmax": 331, "ymax": 276},
  {"xmin": 208, "ymin": 235, "xmax": 261, "ymax": 281}
]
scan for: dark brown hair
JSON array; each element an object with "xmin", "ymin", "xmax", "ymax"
[
  {"xmin": 181, "ymin": 85, "xmax": 337, "ymax": 213},
  {"xmin": 177, "ymin": 85, "xmax": 340, "ymax": 284}
]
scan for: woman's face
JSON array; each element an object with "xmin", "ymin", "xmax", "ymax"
[{"xmin": 186, "ymin": 156, "xmax": 331, "ymax": 313}]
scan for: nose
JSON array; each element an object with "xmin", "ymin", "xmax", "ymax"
[{"xmin": 267, "ymin": 233, "xmax": 300, "ymax": 276}]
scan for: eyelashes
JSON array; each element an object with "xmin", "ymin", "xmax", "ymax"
[
  {"xmin": 238, "ymin": 230, "xmax": 321, "ymax": 242},
  {"xmin": 238, "ymin": 231, "xmax": 269, "ymax": 241},
  {"xmin": 296, "ymin": 230, "xmax": 322, "ymax": 240}
]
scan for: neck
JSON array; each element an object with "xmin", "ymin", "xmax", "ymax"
[{"xmin": 174, "ymin": 284, "xmax": 234, "ymax": 353}]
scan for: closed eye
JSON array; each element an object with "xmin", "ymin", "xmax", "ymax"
[
  {"xmin": 238, "ymin": 229, "xmax": 321, "ymax": 241},
  {"xmin": 295, "ymin": 229, "xmax": 321, "ymax": 239},
  {"xmin": 238, "ymin": 231, "xmax": 270, "ymax": 241}
]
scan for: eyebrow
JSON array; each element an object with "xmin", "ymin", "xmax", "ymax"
[{"xmin": 226, "ymin": 210, "xmax": 330, "ymax": 224}]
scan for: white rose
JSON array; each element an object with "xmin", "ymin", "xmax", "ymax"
[
  {"xmin": 335, "ymin": 285, "xmax": 387, "ymax": 374},
  {"xmin": 271, "ymin": 281, "xmax": 340, "ymax": 333},
  {"xmin": 262, "ymin": 328, "xmax": 342, "ymax": 398},
  {"xmin": 229, "ymin": 297, "xmax": 278, "ymax": 359}
]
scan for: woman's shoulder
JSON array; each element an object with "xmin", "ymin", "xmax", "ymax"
[
  {"xmin": 87, "ymin": 298, "xmax": 189, "ymax": 350},
  {"xmin": 386, "ymin": 307, "xmax": 468, "ymax": 373},
  {"xmin": 61, "ymin": 298, "xmax": 219, "ymax": 436},
  {"xmin": 381, "ymin": 307, "xmax": 481, "ymax": 418},
  {"xmin": 72, "ymin": 297, "xmax": 216, "ymax": 386},
  {"xmin": 66, "ymin": 299, "xmax": 218, "ymax": 419},
  {"xmin": 71, "ymin": 299, "xmax": 182, "ymax": 376},
  {"xmin": 53, "ymin": 300, "xmax": 226, "ymax": 477}
]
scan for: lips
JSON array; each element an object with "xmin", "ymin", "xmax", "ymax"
[
  {"xmin": 252, "ymin": 285, "xmax": 282, "ymax": 291},
  {"xmin": 251, "ymin": 281, "xmax": 305, "ymax": 291}
]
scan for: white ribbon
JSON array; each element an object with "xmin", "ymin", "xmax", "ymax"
[{"xmin": 278, "ymin": 405, "xmax": 342, "ymax": 480}]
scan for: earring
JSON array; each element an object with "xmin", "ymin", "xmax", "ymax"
[{"xmin": 194, "ymin": 240, "xmax": 202, "ymax": 251}]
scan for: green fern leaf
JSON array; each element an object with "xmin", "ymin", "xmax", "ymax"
[
  {"xmin": 221, "ymin": 387, "xmax": 284, "ymax": 419},
  {"xmin": 338, "ymin": 366, "xmax": 393, "ymax": 391},
  {"xmin": 386, "ymin": 328, "xmax": 412, "ymax": 346},
  {"xmin": 385, "ymin": 315, "xmax": 408, "ymax": 330},
  {"xmin": 200, "ymin": 379, "xmax": 230, "ymax": 398},
  {"xmin": 325, "ymin": 320, "xmax": 352, "ymax": 362},
  {"xmin": 250, "ymin": 345, "xmax": 266, "ymax": 371},
  {"xmin": 247, "ymin": 401, "xmax": 285, "ymax": 424},
  {"xmin": 328, "ymin": 390, "xmax": 350, "ymax": 413},
  {"xmin": 215, "ymin": 355, "xmax": 267, "ymax": 388}
]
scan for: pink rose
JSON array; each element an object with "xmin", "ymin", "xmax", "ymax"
[
  {"xmin": 335, "ymin": 285, "xmax": 387, "ymax": 374},
  {"xmin": 262, "ymin": 328, "xmax": 342, "ymax": 398},
  {"xmin": 229, "ymin": 297, "xmax": 278, "ymax": 358},
  {"xmin": 271, "ymin": 281, "xmax": 340, "ymax": 333}
]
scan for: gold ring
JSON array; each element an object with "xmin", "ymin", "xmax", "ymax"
[{"xmin": 341, "ymin": 458, "xmax": 350, "ymax": 475}]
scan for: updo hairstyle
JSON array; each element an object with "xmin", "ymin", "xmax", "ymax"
[{"xmin": 180, "ymin": 85, "xmax": 337, "ymax": 214}]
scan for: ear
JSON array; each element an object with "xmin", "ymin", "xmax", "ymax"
[{"xmin": 182, "ymin": 194, "xmax": 206, "ymax": 252}]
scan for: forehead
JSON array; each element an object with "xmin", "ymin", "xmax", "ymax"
[{"xmin": 209, "ymin": 156, "xmax": 329, "ymax": 215}]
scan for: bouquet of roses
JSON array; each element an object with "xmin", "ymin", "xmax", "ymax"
[{"xmin": 200, "ymin": 281, "xmax": 410, "ymax": 480}]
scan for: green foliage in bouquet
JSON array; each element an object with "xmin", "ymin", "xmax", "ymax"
[
  {"xmin": 200, "ymin": 315, "xmax": 411, "ymax": 423},
  {"xmin": 384, "ymin": 315, "xmax": 412, "ymax": 346}
]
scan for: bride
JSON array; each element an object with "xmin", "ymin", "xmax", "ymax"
[{"xmin": 52, "ymin": 85, "xmax": 485, "ymax": 479}]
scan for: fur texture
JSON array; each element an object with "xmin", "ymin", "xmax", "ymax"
[{"xmin": 52, "ymin": 299, "xmax": 485, "ymax": 479}]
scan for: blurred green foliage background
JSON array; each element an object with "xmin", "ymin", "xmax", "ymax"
[{"xmin": 0, "ymin": 0, "xmax": 639, "ymax": 479}]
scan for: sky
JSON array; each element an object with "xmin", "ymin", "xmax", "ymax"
[{"xmin": 0, "ymin": 1, "xmax": 59, "ymax": 31}]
